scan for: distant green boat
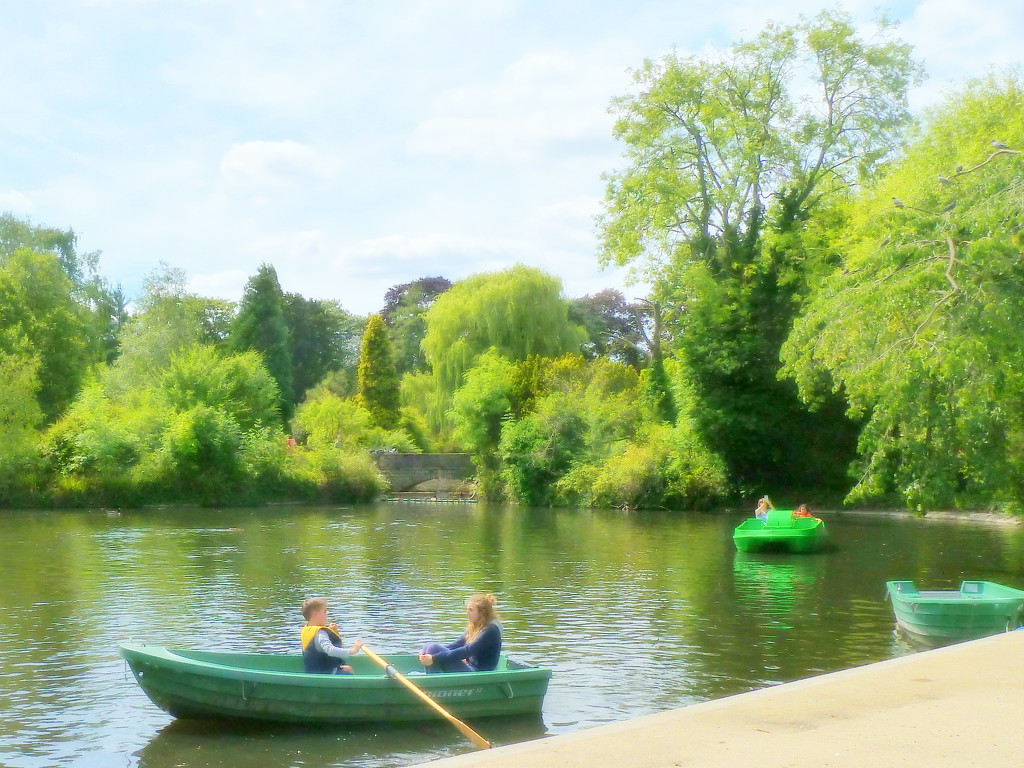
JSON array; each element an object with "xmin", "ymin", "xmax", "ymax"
[
  {"xmin": 886, "ymin": 580, "xmax": 1024, "ymax": 644},
  {"xmin": 119, "ymin": 644, "xmax": 551, "ymax": 724},
  {"xmin": 732, "ymin": 509, "xmax": 826, "ymax": 553}
]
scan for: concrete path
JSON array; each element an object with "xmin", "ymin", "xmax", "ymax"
[{"xmin": 419, "ymin": 630, "xmax": 1024, "ymax": 768}]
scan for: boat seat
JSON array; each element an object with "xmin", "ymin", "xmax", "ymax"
[
  {"xmin": 890, "ymin": 581, "xmax": 919, "ymax": 595},
  {"xmin": 764, "ymin": 509, "xmax": 794, "ymax": 527}
]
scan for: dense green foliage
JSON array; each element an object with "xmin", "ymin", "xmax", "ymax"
[
  {"xmin": 782, "ymin": 73, "xmax": 1024, "ymax": 510},
  {"xmin": 0, "ymin": 352, "xmax": 43, "ymax": 498},
  {"xmin": 283, "ymin": 293, "xmax": 363, "ymax": 402},
  {"xmin": 439, "ymin": 348, "xmax": 727, "ymax": 506},
  {"xmin": 381, "ymin": 276, "xmax": 452, "ymax": 375},
  {"xmin": 43, "ymin": 344, "xmax": 282, "ymax": 505},
  {"xmin": 422, "ymin": 265, "xmax": 587, "ymax": 399},
  {"xmin": 2, "ymin": 23, "xmax": 1022, "ymax": 516},
  {"xmin": 356, "ymin": 314, "xmax": 401, "ymax": 430},
  {"xmin": 231, "ymin": 264, "xmax": 294, "ymax": 419},
  {"xmin": 570, "ymin": 290, "xmax": 650, "ymax": 367},
  {"xmin": 0, "ymin": 214, "xmax": 127, "ymax": 365},
  {"xmin": 0, "ymin": 249, "xmax": 93, "ymax": 421},
  {"xmin": 0, "ymin": 256, "xmax": 386, "ymax": 507},
  {"xmin": 0, "ymin": 213, "xmax": 89, "ymax": 284},
  {"xmin": 600, "ymin": 11, "xmax": 920, "ymax": 492}
]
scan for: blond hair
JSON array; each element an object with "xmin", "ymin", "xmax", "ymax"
[
  {"xmin": 465, "ymin": 593, "xmax": 499, "ymax": 642},
  {"xmin": 301, "ymin": 597, "xmax": 327, "ymax": 621}
]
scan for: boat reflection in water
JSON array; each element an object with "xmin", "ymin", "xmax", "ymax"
[{"xmin": 134, "ymin": 715, "xmax": 550, "ymax": 768}]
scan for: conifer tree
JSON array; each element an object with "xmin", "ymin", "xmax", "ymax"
[
  {"xmin": 230, "ymin": 264, "xmax": 294, "ymax": 419},
  {"xmin": 356, "ymin": 314, "xmax": 401, "ymax": 430}
]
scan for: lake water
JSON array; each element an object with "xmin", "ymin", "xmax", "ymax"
[{"xmin": 0, "ymin": 503, "xmax": 1021, "ymax": 768}]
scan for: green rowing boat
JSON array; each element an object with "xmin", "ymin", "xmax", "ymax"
[
  {"xmin": 119, "ymin": 643, "xmax": 551, "ymax": 724},
  {"xmin": 732, "ymin": 509, "xmax": 826, "ymax": 553},
  {"xmin": 885, "ymin": 580, "xmax": 1024, "ymax": 644}
]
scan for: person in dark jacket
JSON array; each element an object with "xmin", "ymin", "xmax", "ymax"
[
  {"xmin": 419, "ymin": 593, "xmax": 502, "ymax": 673},
  {"xmin": 300, "ymin": 597, "xmax": 363, "ymax": 674}
]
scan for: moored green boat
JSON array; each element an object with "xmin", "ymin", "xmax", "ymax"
[
  {"xmin": 119, "ymin": 643, "xmax": 551, "ymax": 724},
  {"xmin": 885, "ymin": 580, "xmax": 1024, "ymax": 644},
  {"xmin": 732, "ymin": 509, "xmax": 826, "ymax": 553}
]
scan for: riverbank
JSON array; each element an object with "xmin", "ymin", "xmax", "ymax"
[
  {"xmin": 831, "ymin": 507, "xmax": 1023, "ymax": 526},
  {"xmin": 417, "ymin": 630, "xmax": 1024, "ymax": 768}
]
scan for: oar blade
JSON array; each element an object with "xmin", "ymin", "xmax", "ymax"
[{"xmin": 362, "ymin": 646, "xmax": 492, "ymax": 749}]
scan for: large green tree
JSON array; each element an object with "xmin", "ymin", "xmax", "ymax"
[
  {"xmin": 422, "ymin": 265, "xmax": 586, "ymax": 402},
  {"xmin": 0, "ymin": 248, "xmax": 93, "ymax": 420},
  {"xmin": 380, "ymin": 276, "xmax": 452, "ymax": 375},
  {"xmin": 282, "ymin": 293, "xmax": 362, "ymax": 401},
  {"xmin": 448, "ymin": 349, "xmax": 517, "ymax": 474},
  {"xmin": 0, "ymin": 213, "xmax": 88, "ymax": 284},
  {"xmin": 0, "ymin": 213, "xmax": 127, "ymax": 364},
  {"xmin": 599, "ymin": 11, "xmax": 920, "ymax": 491},
  {"xmin": 569, "ymin": 289, "xmax": 650, "ymax": 368},
  {"xmin": 231, "ymin": 264, "xmax": 294, "ymax": 418},
  {"xmin": 108, "ymin": 263, "xmax": 233, "ymax": 398},
  {"xmin": 782, "ymin": 72, "xmax": 1024, "ymax": 510},
  {"xmin": 0, "ymin": 352, "xmax": 43, "ymax": 497},
  {"xmin": 356, "ymin": 314, "xmax": 401, "ymax": 430}
]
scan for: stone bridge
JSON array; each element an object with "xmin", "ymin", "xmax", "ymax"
[{"xmin": 372, "ymin": 452, "xmax": 475, "ymax": 494}]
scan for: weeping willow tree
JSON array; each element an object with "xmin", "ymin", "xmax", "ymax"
[
  {"xmin": 420, "ymin": 265, "xmax": 586, "ymax": 427},
  {"xmin": 781, "ymin": 72, "xmax": 1024, "ymax": 510}
]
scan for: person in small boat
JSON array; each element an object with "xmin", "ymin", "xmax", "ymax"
[
  {"xmin": 300, "ymin": 597, "xmax": 364, "ymax": 674},
  {"xmin": 419, "ymin": 593, "xmax": 502, "ymax": 673},
  {"xmin": 754, "ymin": 496, "xmax": 773, "ymax": 520},
  {"xmin": 793, "ymin": 504, "xmax": 823, "ymax": 522}
]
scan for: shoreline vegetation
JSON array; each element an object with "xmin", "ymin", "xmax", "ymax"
[
  {"xmin": 2, "ymin": 496, "xmax": 1020, "ymax": 527},
  {"xmin": 2, "ymin": 18, "xmax": 1023, "ymax": 519}
]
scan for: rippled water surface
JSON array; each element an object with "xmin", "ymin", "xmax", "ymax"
[{"xmin": 0, "ymin": 504, "xmax": 1021, "ymax": 768}]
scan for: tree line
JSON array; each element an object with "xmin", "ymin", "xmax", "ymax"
[{"xmin": 2, "ymin": 11, "xmax": 1022, "ymax": 513}]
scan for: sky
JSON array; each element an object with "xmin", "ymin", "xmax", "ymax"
[{"xmin": 2, "ymin": 1, "xmax": 1022, "ymax": 315}]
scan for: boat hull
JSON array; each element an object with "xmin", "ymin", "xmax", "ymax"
[
  {"xmin": 732, "ymin": 513, "xmax": 826, "ymax": 553},
  {"xmin": 885, "ymin": 580, "xmax": 1024, "ymax": 643},
  {"xmin": 120, "ymin": 645, "xmax": 551, "ymax": 724}
]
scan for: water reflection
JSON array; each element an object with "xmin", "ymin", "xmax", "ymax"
[
  {"xmin": 0, "ymin": 505, "xmax": 1020, "ymax": 768},
  {"xmin": 134, "ymin": 717, "xmax": 550, "ymax": 768}
]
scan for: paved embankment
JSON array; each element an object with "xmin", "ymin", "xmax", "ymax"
[{"xmin": 419, "ymin": 630, "xmax": 1024, "ymax": 768}]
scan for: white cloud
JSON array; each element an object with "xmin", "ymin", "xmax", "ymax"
[
  {"xmin": 408, "ymin": 49, "xmax": 629, "ymax": 161},
  {"xmin": 2, "ymin": 1, "xmax": 1020, "ymax": 321},
  {"xmin": 532, "ymin": 196, "xmax": 604, "ymax": 247},
  {"xmin": 337, "ymin": 232, "xmax": 518, "ymax": 264},
  {"xmin": 0, "ymin": 189, "xmax": 35, "ymax": 213},
  {"xmin": 903, "ymin": 0, "xmax": 1024, "ymax": 109},
  {"xmin": 219, "ymin": 140, "xmax": 340, "ymax": 186},
  {"xmin": 187, "ymin": 269, "xmax": 250, "ymax": 302}
]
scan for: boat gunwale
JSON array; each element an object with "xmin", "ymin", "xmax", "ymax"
[
  {"xmin": 733, "ymin": 520, "xmax": 825, "ymax": 541},
  {"xmin": 733, "ymin": 517, "xmax": 824, "ymax": 533},
  {"xmin": 885, "ymin": 580, "xmax": 1024, "ymax": 606},
  {"xmin": 119, "ymin": 643, "xmax": 551, "ymax": 687}
]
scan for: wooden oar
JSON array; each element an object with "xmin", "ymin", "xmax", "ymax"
[{"xmin": 361, "ymin": 646, "xmax": 492, "ymax": 749}]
